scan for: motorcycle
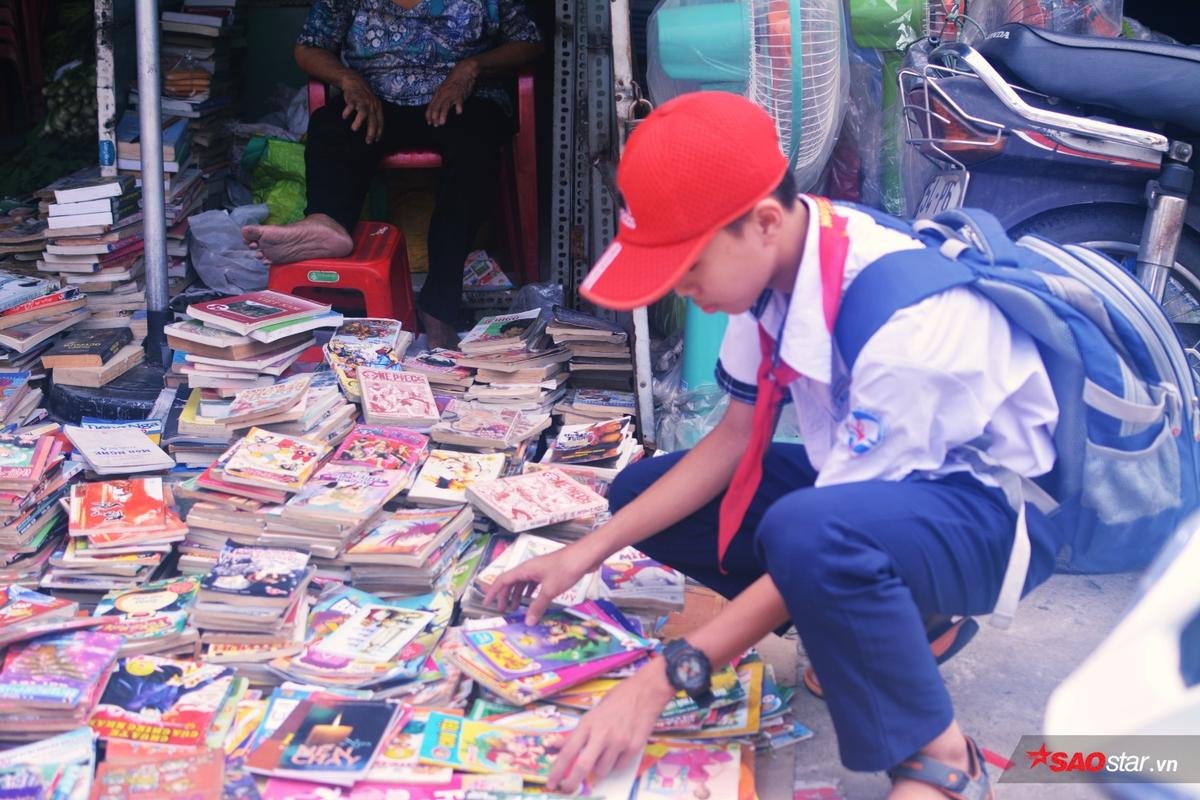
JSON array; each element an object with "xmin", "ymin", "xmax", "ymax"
[{"xmin": 900, "ymin": 22, "xmax": 1200, "ymax": 347}]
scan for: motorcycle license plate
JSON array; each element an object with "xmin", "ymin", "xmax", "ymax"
[{"xmin": 916, "ymin": 173, "xmax": 969, "ymax": 218}]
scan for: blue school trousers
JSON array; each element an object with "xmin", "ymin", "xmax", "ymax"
[{"xmin": 610, "ymin": 444, "xmax": 1064, "ymax": 772}]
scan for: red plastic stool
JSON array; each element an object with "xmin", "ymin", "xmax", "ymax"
[{"xmin": 267, "ymin": 222, "xmax": 418, "ymax": 333}]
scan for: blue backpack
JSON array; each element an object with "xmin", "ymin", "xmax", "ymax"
[{"xmin": 832, "ymin": 206, "xmax": 1200, "ymax": 626}]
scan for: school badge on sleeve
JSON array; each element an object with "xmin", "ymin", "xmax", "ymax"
[{"xmin": 843, "ymin": 409, "xmax": 884, "ymax": 455}]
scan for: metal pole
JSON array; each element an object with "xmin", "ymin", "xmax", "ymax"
[
  {"xmin": 134, "ymin": 0, "xmax": 170, "ymax": 366},
  {"xmin": 608, "ymin": 0, "xmax": 656, "ymax": 446},
  {"xmin": 95, "ymin": 0, "xmax": 117, "ymax": 177}
]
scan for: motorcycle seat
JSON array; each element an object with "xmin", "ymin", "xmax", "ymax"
[{"xmin": 978, "ymin": 23, "xmax": 1200, "ymax": 133}]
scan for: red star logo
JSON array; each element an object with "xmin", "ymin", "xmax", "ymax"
[{"xmin": 1026, "ymin": 743, "xmax": 1052, "ymax": 769}]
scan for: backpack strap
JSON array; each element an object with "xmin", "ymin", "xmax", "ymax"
[
  {"xmin": 927, "ymin": 208, "xmax": 1024, "ymax": 267},
  {"xmin": 833, "ymin": 248, "xmax": 977, "ymax": 372}
]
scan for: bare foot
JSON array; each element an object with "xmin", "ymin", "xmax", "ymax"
[
  {"xmin": 420, "ymin": 311, "xmax": 460, "ymax": 350},
  {"xmin": 241, "ymin": 214, "xmax": 353, "ymax": 265}
]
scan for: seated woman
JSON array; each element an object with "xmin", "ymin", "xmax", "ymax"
[{"xmin": 242, "ymin": 0, "xmax": 543, "ymax": 349}]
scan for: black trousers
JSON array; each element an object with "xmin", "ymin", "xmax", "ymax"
[{"xmin": 305, "ymin": 95, "xmax": 513, "ymax": 324}]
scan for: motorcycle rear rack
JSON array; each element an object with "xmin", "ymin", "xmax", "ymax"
[{"xmin": 899, "ymin": 41, "xmax": 1169, "ymax": 172}]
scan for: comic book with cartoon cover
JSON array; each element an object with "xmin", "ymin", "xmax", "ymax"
[
  {"xmin": 281, "ymin": 465, "xmax": 408, "ymax": 523},
  {"xmin": 401, "ymin": 348, "xmax": 475, "ymax": 387},
  {"xmin": 593, "ymin": 546, "xmax": 685, "ymax": 611},
  {"xmin": 330, "ymin": 424, "xmax": 429, "ymax": 473},
  {"xmin": 407, "ymin": 450, "xmax": 507, "ymax": 506},
  {"xmin": 417, "ymin": 712, "xmax": 567, "ymax": 783},
  {"xmin": 629, "ymin": 742, "xmax": 742, "ymax": 800},
  {"xmin": 198, "ymin": 542, "xmax": 312, "ymax": 607},
  {"xmin": 89, "ymin": 656, "xmax": 236, "ymax": 746},
  {"xmin": 460, "ymin": 606, "xmax": 644, "ymax": 681},
  {"xmin": 344, "ymin": 506, "xmax": 473, "ymax": 567},
  {"xmin": 0, "ymin": 631, "xmax": 123, "ymax": 710},
  {"xmin": 220, "ymin": 428, "xmax": 330, "ymax": 492},
  {"xmin": 466, "ymin": 469, "xmax": 607, "ymax": 533},
  {"xmin": 92, "ymin": 577, "xmax": 200, "ymax": 654},
  {"xmin": 358, "ymin": 368, "xmax": 440, "ymax": 428}
]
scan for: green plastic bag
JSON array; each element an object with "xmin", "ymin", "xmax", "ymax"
[{"xmin": 243, "ymin": 136, "xmax": 307, "ymax": 225}]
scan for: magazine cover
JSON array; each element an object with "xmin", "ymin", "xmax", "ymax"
[
  {"xmin": 200, "ymin": 543, "xmax": 311, "ymax": 602},
  {"xmin": 630, "ymin": 742, "xmax": 742, "ymax": 799},
  {"xmin": 431, "ymin": 400, "xmax": 518, "ymax": 445},
  {"xmin": 90, "ymin": 747, "xmax": 223, "ymax": 798},
  {"xmin": 67, "ymin": 478, "xmax": 166, "ymax": 537},
  {"xmin": 0, "ymin": 432, "xmax": 54, "ymax": 483},
  {"xmin": 221, "ymin": 428, "xmax": 330, "ymax": 491},
  {"xmin": 473, "ymin": 534, "xmax": 593, "ymax": 606},
  {"xmin": 345, "ymin": 506, "xmax": 469, "ymax": 564},
  {"xmin": 310, "ymin": 604, "xmax": 434, "ymax": 664},
  {"xmin": 458, "ymin": 309, "xmax": 543, "ymax": 352},
  {"xmin": 466, "ymin": 469, "xmax": 608, "ymax": 533},
  {"xmin": 276, "ymin": 590, "xmax": 452, "ymax": 687},
  {"xmin": 330, "ymin": 424, "xmax": 429, "ymax": 471},
  {"xmin": 596, "ymin": 547, "xmax": 685, "ymax": 606},
  {"xmin": 417, "ymin": 712, "xmax": 566, "ymax": 783},
  {"xmin": 461, "ymin": 610, "xmax": 635, "ymax": 681},
  {"xmin": 402, "ymin": 349, "xmax": 474, "ymax": 381},
  {"xmin": 358, "ymin": 368, "xmax": 439, "ymax": 425},
  {"xmin": 92, "ymin": 577, "xmax": 199, "ymax": 645},
  {"xmin": 366, "ymin": 709, "xmax": 460, "ymax": 784},
  {"xmin": 409, "ymin": 450, "xmax": 507, "ymax": 505},
  {"xmin": 283, "ymin": 465, "xmax": 408, "ymax": 520},
  {"xmin": 0, "ymin": 631, "xmax": 123, "ymax": 709},
  {"xmin": 245, "ymin": 697, "xmax": 399, "ymax": 786},
  {"xmin": 324, "ymin": 318, "xmax": 408, "ymax": 373},
  {"xmin": 548, "ymin": 417, "xmax": 630, "ymax": 464},
  {"xmin": 187, "ymin": 291, "xmax": 328, "ymax": 333},
  {"xmin": 90, "ymin": 656, "xmax": 236, "ymax": 745},
  {"xmin": 224, "ymin": 376, "xmax": 311, "ymax": 423}
]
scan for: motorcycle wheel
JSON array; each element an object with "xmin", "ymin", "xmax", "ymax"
[{"xmin": 1009, "ymin": 204, "xmax": 1200, "ymax": 351}]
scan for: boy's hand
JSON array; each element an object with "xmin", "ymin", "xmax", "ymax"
[
  {"xmin": 482, "ymin": 545, "xmax": 595, "ymax": 625},
  {"xmin": 546, "ymin": 658, "xmax": 675, "ymax": 792}
]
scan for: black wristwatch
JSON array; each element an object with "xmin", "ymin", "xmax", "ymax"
[{"xmin": 662, "ymin": 639, "xmax": 715, "ymax": 707}]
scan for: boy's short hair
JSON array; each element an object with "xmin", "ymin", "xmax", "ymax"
[{"xmin": 725, "ymin": 170, "xmax": 797, "ymax": 233}]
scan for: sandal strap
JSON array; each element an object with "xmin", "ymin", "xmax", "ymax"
[{"xmin": 888, "ymin": 737, "xmax": 992, "ymax": 800}]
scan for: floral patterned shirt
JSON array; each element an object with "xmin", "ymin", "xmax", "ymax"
[{"xmin": 296, "ymin": 0, "xmax": 541, "ymax": 113}]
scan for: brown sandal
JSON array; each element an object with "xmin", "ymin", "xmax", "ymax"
[{"xmin": 803, "ymin": 616, "xmax": 979, "ymax": 699}]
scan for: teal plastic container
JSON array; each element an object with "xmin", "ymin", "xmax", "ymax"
[
  {"xmin": 681, "ymin": 298, "xmax": 729, "ymax": 390},
  {"xmin": 656, "ymin": 2, "xmax": 750, "ymax": 86}
]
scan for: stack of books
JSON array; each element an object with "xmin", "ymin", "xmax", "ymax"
[
  {"xmin": 0, "ymin": 268, "xmax": 88, "ymax": 363},
  {"xmin": 547, "ymin": 306, "xmax": 635, "ymax": 392},
  {"xmin": 170, "ymin": 290, "xmax": 340, "ymax": 398},
  {"xmin": 0, "ymin": 586, "xmax": 95, "ymax": 648},
  {"xmin": 343, "ymin": 505, "xmax": 475, "ymax": 596},
  {"xmin": 0, "ymin": 433, "xmax": 73, "ymax": 587},
  {"xmin": 535, "ymin": 416, "xmax": 643, "ymax": 482},
  {"xmin": 324, "ymin": 317, "xmax": 414, "ymax": 402},
  {"xmin": 48, "ymin": 477, "xmax": 185, "ymax": 603},
  {"xmin": 0, "ymin": 370, "xmax": 45, "ymax": 428},
  {"xmin": 456, "ymin": 309, "xmax": 573, "ymax": 413},
  {"xmin": 0, "ymin": 728, "xmax": 99, "ymax": 798},
  {"xmin": 267, "ymin": 584, "xmax": 453, "ymax": 691},
  {"xmin": 90, "ymin": 575, "xmax": 201, "ymax": 656},
  {"xmin": 191, "ymin": 541, "xmax": 315, "ymax": 654},
  {"xmin": 401, "ymin": 348, "xmax": 476, "ymax": 395},
  {"xmin": 114, "ymin": 109, "xmax": 202, "ymax": 283},
  {"xmin": 553, "ymin": 387, "xmax": 637, "ymax": 426},
  {"xmin": 0, "ymin": 629, "xmax": 123, "ymax": 741},
  {"xmin": 128, "ymin": 0, "xmax": 246, "ymax": 201},
  {"xmin": 0, "ymin": 217, "xmax": 48, "ymax": 271},
  {"xmin": 39, "ymin": 327, "xmax": 144, "ymax": 389}
]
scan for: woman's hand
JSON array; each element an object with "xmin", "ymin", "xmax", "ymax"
[
  {"xmin": 546, "ymin": 658, "xmax": 675, "ymax": 793},
  {"xmin": 426, "ymin": 58, "xmax": 480, "ymax": 127},
  {"xmin": 338, "ymin": 70, "xmax": 384, "ymax": 144},
  {"xmin": 482, "ymin": 544, "xmax": 596, "ymax": 625}
]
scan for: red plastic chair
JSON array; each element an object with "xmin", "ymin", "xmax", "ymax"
[
  {"xmin": 267, "ymin": 222, "xmax": 419, "ymax": 333},
  {"xmin": 307, "ymin": 69, "xmax": 539, "ymax": 286}
]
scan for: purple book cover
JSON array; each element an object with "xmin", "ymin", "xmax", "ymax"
[
  {"xmin": 0, "ymin": 631, "xmax": 123, "ymax": 707},
  {"xmin": 460, "ymin": 610, "xmax": 633, "ymax": 681}
]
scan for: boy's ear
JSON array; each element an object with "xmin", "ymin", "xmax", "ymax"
[{"xmin": 750, "ymin": 199, "xmax": 786, "ymax": 243}]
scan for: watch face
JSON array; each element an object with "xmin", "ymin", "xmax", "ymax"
[{"xmin": 671, "ymin": 653, "xmax": 709, "ymax": 693}]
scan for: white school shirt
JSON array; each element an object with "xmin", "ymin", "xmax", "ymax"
[{"xmin": 715, "ymin": 196, "xmax": 1059, "ymax": 489}]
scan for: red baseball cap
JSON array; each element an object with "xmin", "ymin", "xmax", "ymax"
[{"xmin": 580, "ymin": 91, "xmax": 790, "ymax": 311}]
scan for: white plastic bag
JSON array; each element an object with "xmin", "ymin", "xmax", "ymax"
[{"xmin": 187, "ymin": 209, "xmax": 269, "ymax": 295}]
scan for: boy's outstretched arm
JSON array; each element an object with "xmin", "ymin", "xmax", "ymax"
[
  {"xmin": 484, "ymin": 398, "xmax": 756, "ymax": 623},
  {"xmin": 546, "ymin": 574, "xmax": 792, "ymax": 792}
]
